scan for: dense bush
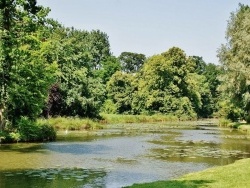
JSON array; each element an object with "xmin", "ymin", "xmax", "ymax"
[{"xmin": 16, "ymin": 117, "xmax": 56, "ymax": 142}]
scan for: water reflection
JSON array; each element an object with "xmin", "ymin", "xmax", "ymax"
[
  {"xmin": 0, "ymin": 125, "xmax": 250, "ymax": 187},
  {"xmin": 0, "ymin": 168, "xmax": 106, "ymax": 188},
  {"xmin": 46, "ymin": 143, "xmax": 111, "ymax": 155},
  {"xmin": 148, "ymin": 128, "xmax": 250, "ymax": 166}
]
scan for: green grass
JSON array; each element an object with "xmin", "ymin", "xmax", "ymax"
[
  {"xmin": 126, "ymin": 158, "xmax": 250, "ymax": 188},
  {"xmin": 238, "ymin": 124, "xmax": 250, "ymax": 133},
  {"xmin": 218, "ymin": 118, "xmax": 232, "ymax": 127},
  {"xmin": 40, "ymin": 115, "xmax": 218, "ymax": 132},
  {"xmin": 100, "ymin": 113, "xmax": 196, "ymax": 124},
  {"xmin": 38, "ymin": 117, "xmax": 104, "ymax": 131}
]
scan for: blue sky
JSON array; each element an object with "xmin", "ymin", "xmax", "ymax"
[{"xmin": 37, "ymin": 0, "xmax": 250, "ymax": 64}]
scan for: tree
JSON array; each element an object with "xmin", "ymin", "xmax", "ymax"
[
  {"xmin": 42, "ymin": 27, "xmax": 111, "ymax": 118},
  {"xmin": 218, "ymin": 4, "xmax": 250, "ymax": 121},
  {"xmin": 119, "ymin": 52, "xmax": 146, "ymax": 73},
  {"xmin": 106, "ymin": 71, "xmax": 135, "ymax": 114},
  {"xmin": 0, "ymin": 0, "xmax": 57, "ymax": 128},
  {"xmin": 191, "ymin": 56, "xmax": 206, "ymax": 75},
  {"xmin": 134, "ymin": 47, "xmax": 202, "ymax": 118},
  {"xmin": 94, "ymin": 56, "xmax": 121, "ymax": 84},
  {"xmin": 189, "ymin": 56, "xmax": 222, "ymax": 118},
  {"xmin": 86, "ymin": 30, "xmax": 111, "ymax": 70}
]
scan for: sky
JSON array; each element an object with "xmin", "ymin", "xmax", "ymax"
[{"xmin": 37, "ymin": 0, "xmax": 250, "ymax": 64}]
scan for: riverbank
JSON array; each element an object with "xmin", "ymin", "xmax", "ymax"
[
  {"xmin": 39, "ymin": 115, "xmax": 218, "ymax": 131},
  {"xmin": 38, "ymin": 117, "xmax": 104, "ymax": 131},
  {"xmin": 221, "ymin": 120, "xmax": 250, "ymax": 134},
  {"xmin": 126, "ymin": 158, "xmax": 250, "ymax": 188},
  {"xmin": 100, "ymin": 113, "xmax": 197, "ymax": 123}
]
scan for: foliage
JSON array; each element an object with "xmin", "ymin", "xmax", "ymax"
[
  {"xmin": 101, "ymin": 99, "xmax": 118, "ymax": 114},
  {"xmin": 0, "ymin": 0, "xmax": 57, "ymax": 127},
  {"xmin": 216, "ymin": 98, "xmax": 243, "ymax": 121},
  {"xmin": 101, "ymin": 113, "xmax": 181, "ymax": 124},
  {"xmin": 9, "ymin": 132, "xmax": 21, "ymax": 143},
  {"xmin": 43, "ymin": 83, "xmax": 62, "ymax": 118},
  {"xmin": 2, "ymin": 1, "xmax": 248, "ymax": 144},
  {"xmin": 119, "ymin": 52, "xmax": 146, "ymax": 73},
  {"xmin": 86, "ymin": 30, "xmax": 111, "ymax": 70},
  {"xmin": 16, "ymin": 116, "xmax": 56, "ymax": 142},
  {"xmin": 190, "ymin": 57, "xmax": 222, "ymax": 117},
  {"xmin": 134, "ymin": 47, "xmax": 200, "ymax": 118},
  {"xmin": 38, "ymin": 117, "xmax": 103, "ymax": 131},
  {"xmin": 94, "ymin": 56, "xmax": 121, "ymax": 83},
  {"xmin": 104, "ymin": 47, "xmax": 219, "ymax": 118},
  {"xmin": 218, "ymin": 4, "xmax": 250, "ymax": 122},
  {"xmin": 218, "ymin": 118, "xmax": 232, "ymax": 127},
  {"xmin": 106, "ymin": 71, "xmax": 136, "ymax": 114},
  {"xmin": 44, "ymin": 27, "xmax": 110, "ymax": 118}
]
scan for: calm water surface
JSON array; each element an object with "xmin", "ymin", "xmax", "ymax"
[{"xmin": 0, "ymin": 124, "xmax": 250, "ymax": 188}]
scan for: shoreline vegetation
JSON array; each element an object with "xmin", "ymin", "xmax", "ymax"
[
  {"xmin": 41, "ymin": 114, "xmax": 219, "ymax": 131},
  {"xmin": 1, "ymin": 115, "xmax": 250, "ymax": 188},
  {"xmin": 1, "ymin": 115, "xmax": 249, "ymax": 144},
  {"xmin": 125, "ymin": 158, "xmax": 250, "ymax": 188}
]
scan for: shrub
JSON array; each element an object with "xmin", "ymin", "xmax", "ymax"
[
  {"xmin": 219, "ymin": 118, "xmax": 231, "ymax": 127},
  {"xmin": 9, "ymin": 132, "xmax": 21, "ymax": 143},
  {"xmin": 245, "ymin": 115, "xmax": 250, "ymax": 124},
  {"xmin": 101, "ymin": 99, "xmax": 118, "ymax": 114},
  {"xmin": 0, "ymin": 131, "xmax": 10, "ymax": 143},
  {"xmin": 39, "ymin": 123, "xmax": 56, "ymax": 141},
  {"xmin": 38, "ymin": 117, "xmax": 103, "ymax": 131},
  {"xmin": 16, "ymin": 117, "xmax": 56, "ymax": 142}
]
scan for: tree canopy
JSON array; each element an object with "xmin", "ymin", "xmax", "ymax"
[
  {"xmin": 1, "ymin": 0, "xmax": 249, "ymax": 142},
  {"xmin": 218, "ymin": 4, "xmax": 250, "ymax": 121}
]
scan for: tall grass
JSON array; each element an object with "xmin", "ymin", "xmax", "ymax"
[
  {"xmin": 38, "ymin": 117, "xmax": 104, "ymax": 131},
  {"xmin": 100, "ymin": 113, "xmax": 196, "ymax": 124},
  {"xmin": 38, "ymin": 114, "xmax": 207, "ymax": 132},
  {"xmin": 218, "ymin": 118, "xmax": 232, "ymax": 127}
]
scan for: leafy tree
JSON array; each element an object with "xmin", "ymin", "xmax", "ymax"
[
  {"xmin": 191, "ymin": 56, "xmax": 207, "ymax": 75},
  {"xmin": 189, "ymin": 56, "xmax": 222, "ymax": 117},
  {"xmin": 42, "ymin": 27, "xmax": 111, "ymax": 118},
  {"xmin": 106, "ymin": 71, "xmax": 135, "ymax": 114},
  {"xmin": 119, "ymin": 52, "xmax": 146, "ymax": 73},
  {"xmin": 46, "ymin": 63, "xmax": 106, "ymax": 118},
  {"xmin": 218, "ymin": 4, "xmax": 250, "ymax": 121},
  {"xmin": 134, "ymin": 47, "xmax": 205, "ymax": 118},
  {"xmin": 0, "ymin": 0, "xmax": 57, "ymax": 128},
  {"xmin": 94, "ymin": 56, "xmax": 121, "ymax": 84},
  {"xmin": 86, "ymin": 30, "xmax": 111, "ymax": 70}
]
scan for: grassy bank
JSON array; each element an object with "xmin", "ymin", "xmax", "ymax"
[
  {"xmin": 238, "ymin": 124, "xmax": 250, "ymax": 133},
  {"xmin": 38, "ymin": 115, "xmax": 218, "ymax": 131},
  {"xmin": 38, "ymin": 117, "xmax": 104, "ymax": 131},
  {"xmin": 219, "ymin": 118, "xmax": 250, "ymax": 133},
  {"xmin": 100, "ymin": 113, "xmax": 196, "ymax": 124},
  {"xmin": 126, "ymin": 158, "xmax": 250, "ymax": 188}
]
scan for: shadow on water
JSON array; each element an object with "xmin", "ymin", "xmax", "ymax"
[
  {"xmin": 0, "ymin": 139, "xmax": 111, "ymax": 155},
  {"xmin": 126, "ymin": 180, "xmax": 214, "ymax": 188},
  {"xmin": 0, "ymin": 168, "xmax": 107, "ymax": 188},
  {"xmin": 1, "ymin": 124, "xmax": 250, "ymax": 187},
  {"xmin": 0, "ymin": 143, "xmax": 47, "ymax": 154},
  {"xmin": 46, "ymin": 143, "xmax": 111, "ymax": 155}
]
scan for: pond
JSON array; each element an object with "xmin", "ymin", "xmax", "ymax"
[{"xmin": 0, "ymin": 123, "xmax": 250, "ymax": 188}]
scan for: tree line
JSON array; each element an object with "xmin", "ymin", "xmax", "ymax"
[{"xmin": 0, "ymin": 1, "xmax": 249, "ymax": 141}]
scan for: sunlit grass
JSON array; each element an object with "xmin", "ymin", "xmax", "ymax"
[
  {"xmin": 38, "ymin": 117, "xmax": 104, "ymax": 131},
  {"xmin": 100, "ymin": 113, "xmax": 195, "ymax": 124},
  {"xmin": 126, "ymin": 158, "xmax": 250, "ymax": 188},
  {"xmin": 238, "ymin": 124, "xmax": 250, "ymax": 134},
  {"xmin": 38, "ymin": 115, "xmax": 218, "ymax": 132}
]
